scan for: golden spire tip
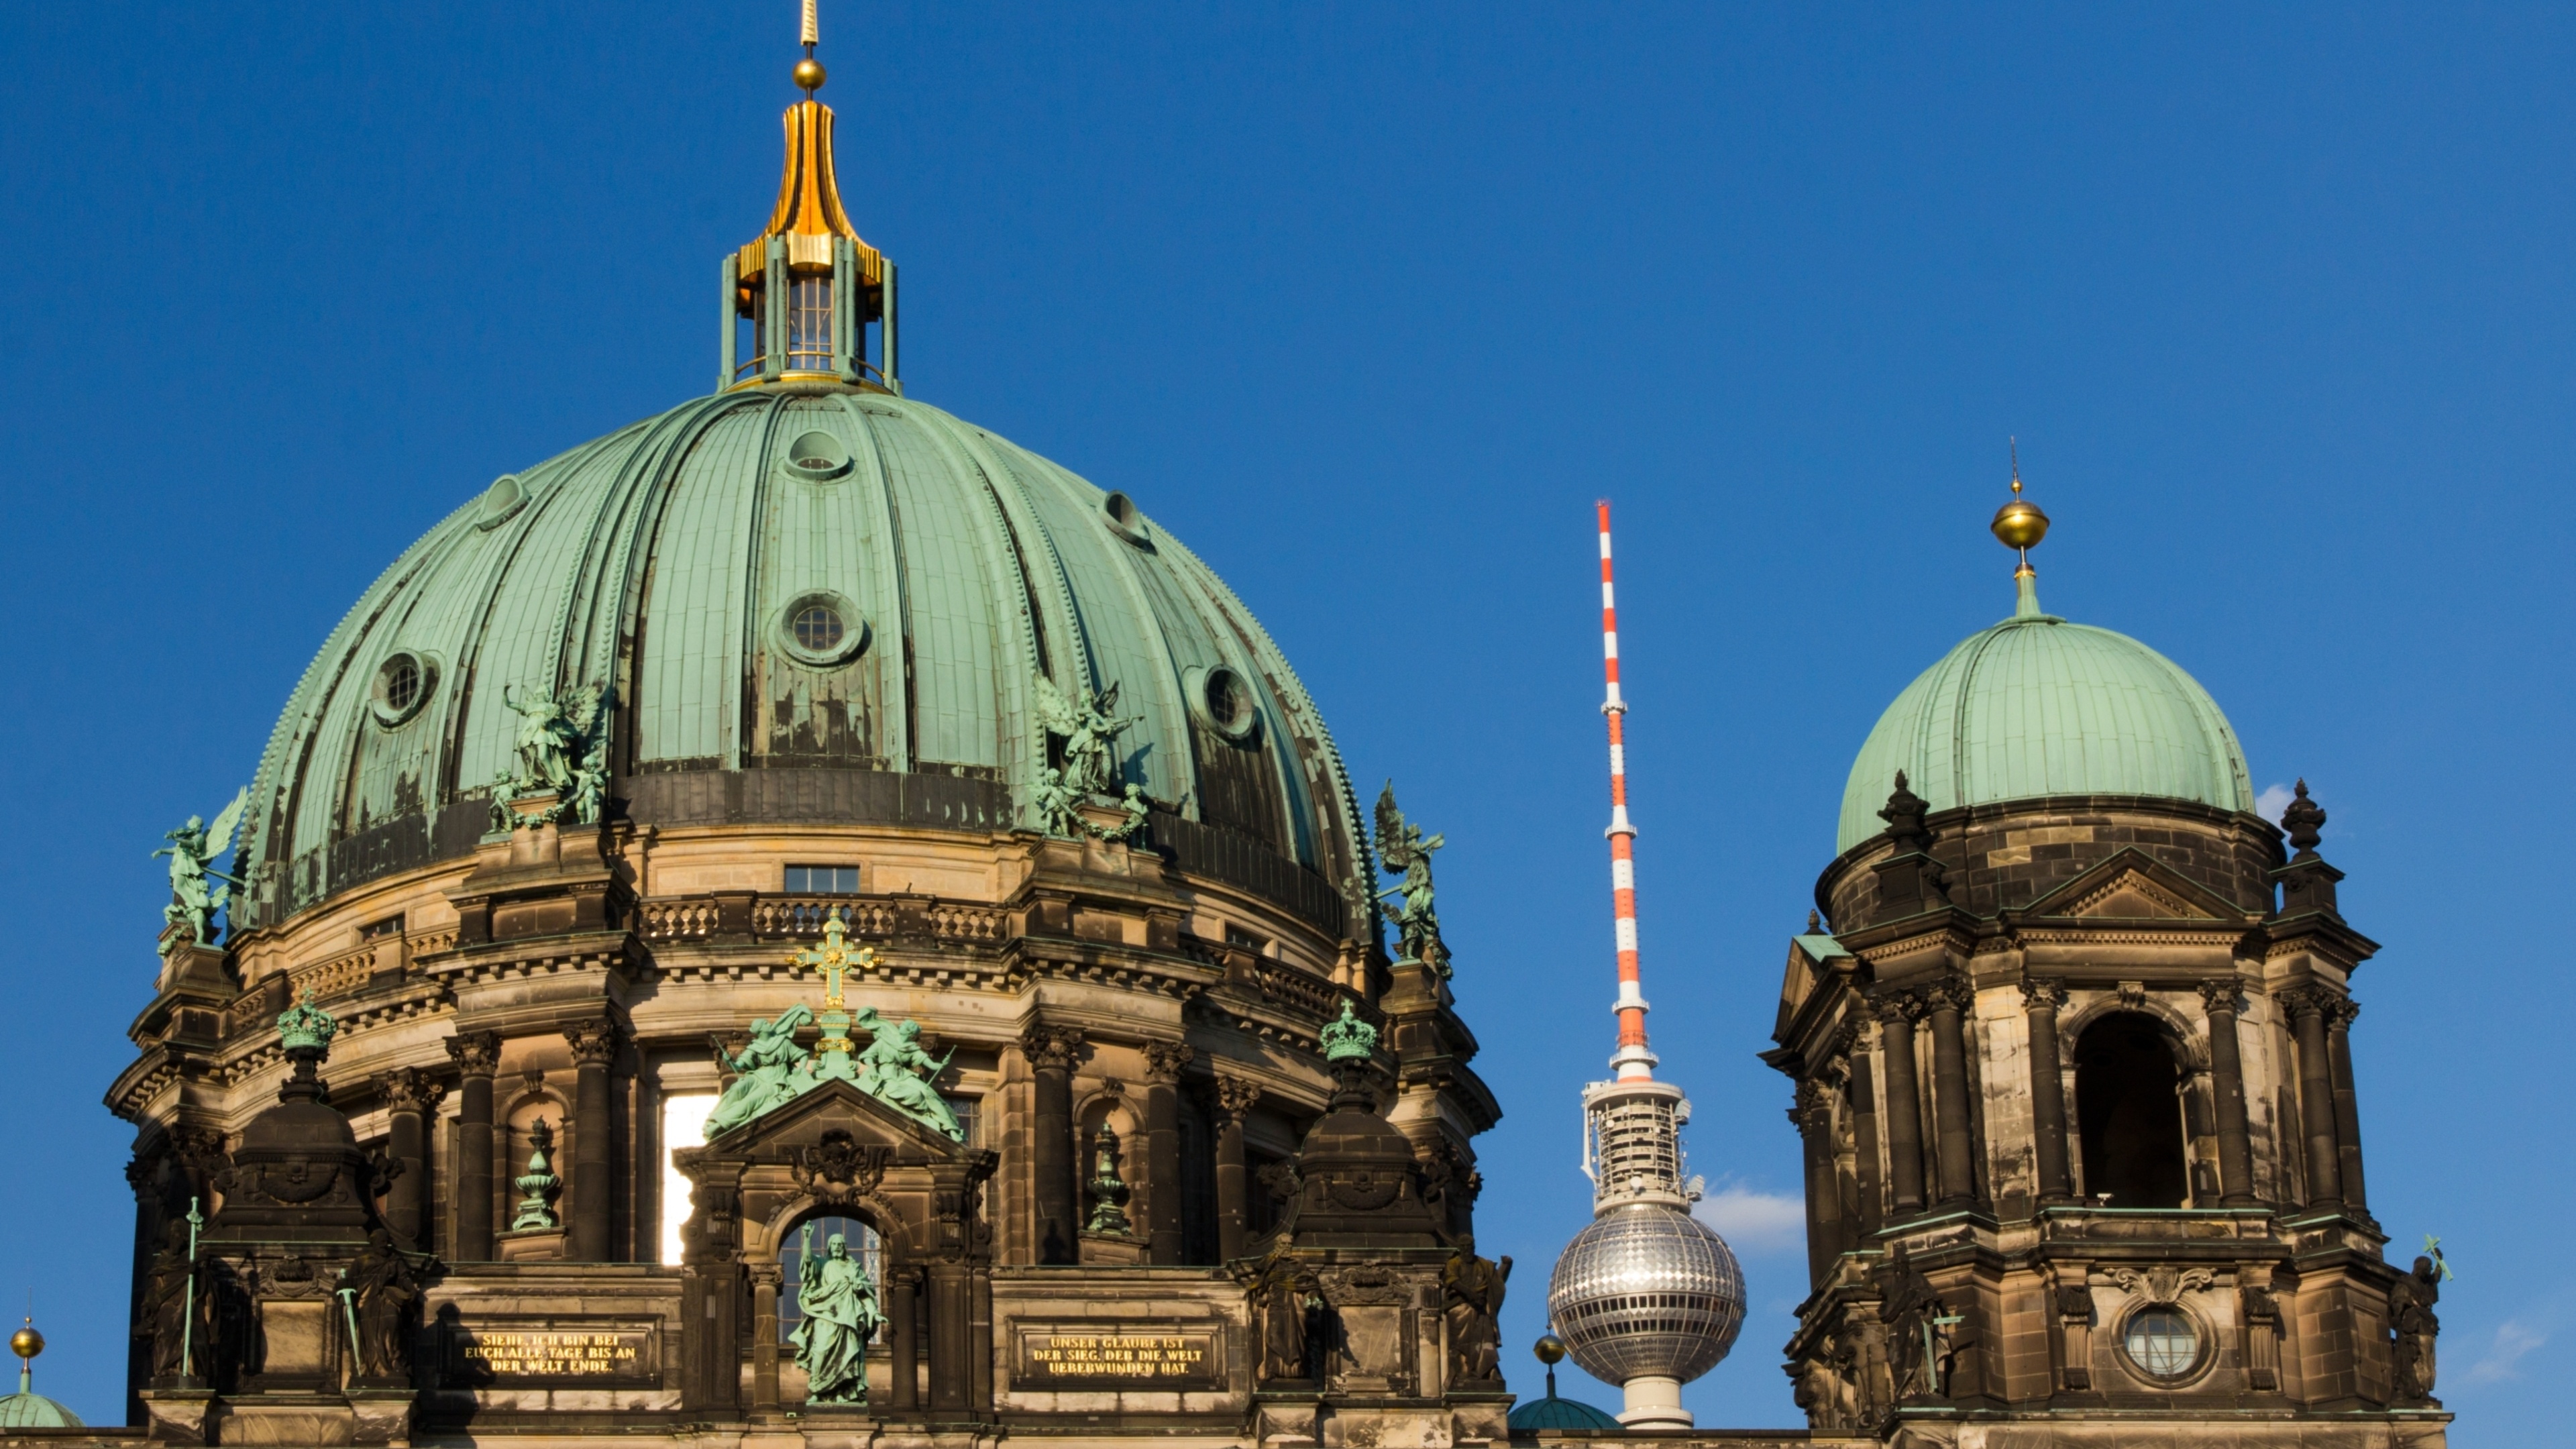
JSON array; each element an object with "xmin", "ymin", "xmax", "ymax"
[
  {"xmin": 794, "ymin": 0, "xmax": 825, "ymax": 93},
  {"xmin": 1990, "ymin": 437, "xmax": 2049, "ymax": 570}
]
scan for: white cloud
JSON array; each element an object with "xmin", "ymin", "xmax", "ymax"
[
  {"xmin": 2465, "ymin": 1318, "xmax": 2548, "ymax": 1385},
  {"xmin": 2255, "ymin": 782, "xmax": 2294, "ymax": 824},
  {"xmin": 1694, "ymin": 1181, "xmax": 1806, "ymax": 1253}
]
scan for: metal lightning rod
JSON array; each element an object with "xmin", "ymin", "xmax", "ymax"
[{"xmin": 1597, "ymin": 502, "xmax": 1656, "ymax": 1083}]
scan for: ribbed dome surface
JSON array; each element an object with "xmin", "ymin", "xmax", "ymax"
[
  {"xmin": 1836, "ymin": 588, "xmax": 2254, "ymax": 853},
  {"xmin": 237, "ymin": 388, "xmax": 1366, "ymax": 930},
  {"xmin": 0, "ymin": 1393, "xmax": 82, "ymax": 1429},
  {"xmin": 1507, "ymin": 1393, "xmax": 1624, "ymax": 1432}
]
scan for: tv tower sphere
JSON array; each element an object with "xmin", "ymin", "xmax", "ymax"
[{"xmin": 1540, "ymin": 504, "xmax": 1747, "ymax": 1430}]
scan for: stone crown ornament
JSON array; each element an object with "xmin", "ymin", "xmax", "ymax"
[
  {"xmin": 1320, "ymin": 1001, "xmax": 1377, "ymax": 1063},
  {"xmin": 275, "ymin": 989, "xmax": 339, "ymax": 1054}
]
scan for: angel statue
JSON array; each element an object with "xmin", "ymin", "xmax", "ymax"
[
  {"xmin": 1374, "ymin": 782, "xmax": 1450, "ymax": 976},
  {"xmin": 1028, "ymin": 673, "xmax": 1144, "ymax": 840},
  {"xmin": 857, "ymin": 1018, "xmax": 964, "ymax": 1140},
  {"xmin": 154, "ymin": 787, "xmax": 250, "ymax": 945},
  {"xmin": 492, "ymin": 683, "xmax": 613, "ymax": 828}
]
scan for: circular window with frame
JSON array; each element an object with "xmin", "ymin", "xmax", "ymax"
[
  {"xmin": 1184, "ymin": 663, "xmax": 1259, "ymax": 743},
  {"xmin": 475, "ymin": 474, "xmax": 525, "ymax": 530},
  {"xmin": 782, "ymin": 429, "xmax": 853, "ymax": 481},
  {"xmin": 2116, "ymin": 1304, "xmax": 2207, "ymax": 1385},
  {"xmin": 1101, "ymin": 490, "xmax": 1150, "ymax": 543},
  {"xmin": 775, "ymin": 592, "xmax": 869, "ymax": 669},
  {"xmin": 369, "ymin": 650, "xmax": 439, "ymax": 727}
]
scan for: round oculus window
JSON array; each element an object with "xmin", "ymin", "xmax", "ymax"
[
  {"xmin": 2121, "ymin": 1307, "xmax": 2200, "ymax": 1380},
  {"xmin": 1186, "ymin": 664, "xmax": 1259, "ymax": 741},
  {"xmin": 476, "ymin": 474, "xmax": 525, "ymax": 529},
  {"xmin": 1102, "ymin": 490, "xmax": 1149, "ymax": 543},
  {"xmin": 783, "ymin": 430, "xmax": 853, "ymax": 480},
  {"xmin": 776, "ymin": 594, "xmax": 868, "ymax": 667},
  {"xmin": 369, "ymin": 651, "xmax": 437, "ymax": 727}
]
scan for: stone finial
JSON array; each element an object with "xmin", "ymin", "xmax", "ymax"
[
  {"xmin": 2282, "ymin": 779, "xmax": 2326, "ymax": 858},
  {"xmin": 510, "ymin": 1119, "xmax": 563, "ymax": 1231},
  {"xmin": 1807, "ymin": 910, "xmax": 1822, "ymax": 934},
  {"xmin": 1084, "ymin": 1125, "xmax": 1134, "ymax": 1235},
  {"xmin": 1878, "ymin": 770, "xmax": 1931, "ymax": 847},
  {"xmin": 1319, "ymin": 1000, "xmax": 1377, "ymax": 1063}
]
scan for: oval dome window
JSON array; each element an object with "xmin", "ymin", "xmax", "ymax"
[
  {"xmin": 369, "ymin": 650, "xmax": 439, "ymax": 727},
  {"xmin": 776, "ymin": 592, "xmax": 869, "ymax": 667},
  {"xmin": 476, "ymin": 474, "xmax": 525, "ymax": 530},
  {"xmin": 1102, "ymin": 490, "xmax": 1150, "ymax": 543},
  {"xmin": 784, "ymin": 430, "xmax": 853, "ymax": 480},
  {"xmin": 1186, "ymin": 664, "xmax": 1258, "ymax": 742}
]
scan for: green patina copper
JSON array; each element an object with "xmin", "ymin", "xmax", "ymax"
[
  {"xmin": 510, "ymin": 1119, "xmax": 563, "ymax": 1231},
  {"xmin": 791, "ymin": 1222, "xmax": 881, "ymax": 1403},
  {"xmin": 275, "ymin": 989, "xmax": 339, "ymax": 1053},
  {"xmin": 1319, "ymin": 1000, "xmax": 1377, "ymax": 1063},
  {"xmin": 1028, "ymin": 674, "xmax": 1150, "ymax": 841},
  {"xmin": 490, "ymin": 683, "xmax": 613, "ymax": 830},
  {"xmin": 1372, "ymin": 782, "xmax": 1449, "ymax": 977},
  {"xmin": 1836, "ymin": 574, "xmax": 2255, "ymax": 853},
  {"xmin": 1083, "ymin": 1125, "xmax": 1134, "ymax": 1234},
  {"xmin": 702, "ymin": 913, "xmax": 964, "ymax": 1140},
  {"xmin": 229, "ymin": 390, "xmax": 1367, "ymax": 932},
  {"xmin": 153, "ymin": 787, "xmax": 248, "ymax": 945}
]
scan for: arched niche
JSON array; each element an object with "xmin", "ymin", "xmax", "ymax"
[{"xmin": 2071, "ymin": 1011, "xmax": 2191, "ymax": 1209}]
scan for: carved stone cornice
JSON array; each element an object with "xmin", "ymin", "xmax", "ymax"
[
  {"xmin": 564, "ymin": 1017, "xmax": 622, "ymax": 1066},
  {"xmin": 376, "ymin": 1066, "xmax": 447, "ymax": 1115},
  {"xmin": 1020, "ymin": 1022, "xmax": 1085, "ymax": 1071},
  {"xmin": 1214, "ymin": 1072, "xmax": 1263, "ymax": 1121},
  {"xmin": 1141, "ymin": 1040, "xmax": 1195, "ymax": 1083},
  {"xmin": 2196, "ymin": 979, "xmax": 2246, "ymax": 1016},
  {"xmin": 2019, "ymin": 976, "xmax": 2068, "ymax": 1011},
  {"xmin": 445, "ymin": 1030, "xmax": 502, "ymax": 1076}
]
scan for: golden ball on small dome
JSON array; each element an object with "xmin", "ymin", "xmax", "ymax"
[
  {"xmin": 1534, "ymin": 1333, "xmax": 1566, "ymax": 1365},
  {"xmin": 793, "ymin": 57, "xmax": 826, "ymax": 92},
  {"xmin": 1991, "ymin": 495, "xmax": 2049, "ymax": 551},
  {"xmin": 11, "ymin": 1326, "xmax": 43, "ymax": 1360}
]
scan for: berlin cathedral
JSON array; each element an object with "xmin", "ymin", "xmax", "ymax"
[{"xmin": 2, "ymin": 13, "xmax": 2450, "ymax": 1449}]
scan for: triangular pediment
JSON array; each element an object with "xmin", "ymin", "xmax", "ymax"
[
  {"xmin": 704, "ymin": 1077, "xmax": 968, "ymax": 1163},
  {"xmin": 2021, "ymin": 848, "xmax": 2242, "ymax": 922}
]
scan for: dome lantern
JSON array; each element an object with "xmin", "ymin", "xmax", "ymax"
[{"xmin": 722, "ymin": 0, "xmax": 896, "ymax": 392}]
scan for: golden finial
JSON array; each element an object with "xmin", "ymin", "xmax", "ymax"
[
  {"xmin": 1990, "ymin": 436, "xmax": 2049, "ymax": 569},
  {"xmin": 794, "ymin": 0, "xmax": 826, "ymax": 94},
  {"xmin": 9, "ymin": 1318, "xmax": 40, "ymax": 1364}
]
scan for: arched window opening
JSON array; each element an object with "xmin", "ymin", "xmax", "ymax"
[
  {"xmin": 2074, "ymin": 1014, "xmax": 2189, "ymax": 1209},
  {"xmin": 780, "ymin": 1213, "xmax": 885, "ymax": 1346}
]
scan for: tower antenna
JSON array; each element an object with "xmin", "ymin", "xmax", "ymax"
[{"xmin": 1596, "ymin": 501, "xmax": 1654, "ymax": 1083}]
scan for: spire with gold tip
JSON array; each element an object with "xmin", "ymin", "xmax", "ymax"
[
  {"xmin": 722, "ymin": 0, "xmax": 897, "ymax": 391},
  {"xmin": 1991, "ymin": 438, "xmax": 2051, "ymax": 618}
]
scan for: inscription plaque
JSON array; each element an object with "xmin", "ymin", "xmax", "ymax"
[
  {"xmin": 448, "ymin": 1320, "xmax": 659, "ymax": 1386},
  {"xmin": 1013, "ymin": 1328, "xmax": 1224, "ymax": 1390}
]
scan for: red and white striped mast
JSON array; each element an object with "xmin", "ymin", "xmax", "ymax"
[{"xmin": 1598, "ymin": 501, "xmax": 1656, "ymax": 1082}]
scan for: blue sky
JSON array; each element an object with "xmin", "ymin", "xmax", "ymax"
[{"xmin": 3, "ymin": 1, "xmax": 2570, "ymax": 1434}]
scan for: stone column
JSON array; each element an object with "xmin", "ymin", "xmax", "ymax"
[
  {"xmin": 1022, "ymin": 1024, "xmax": 1083, "ymax": 1265},
  {"xmin": 376, "ymin": 1068, "xmax": 444, "ymax": 1248},
  {"xmin": 565, "ymin": 1018, "xmax": 621, "ymax": 1260},
  {"xmin": 1875, "ymin": 993, "xmax": 1927, "ymax": 1216},
  {"xmin": 888, "ymin": 1265, "xmax": 919, "ymax": 1412},
  {"xmin": 1214, "ymin": 1074, "xmax": 1262, "ymax": 1263},
  {"xmin": 1927, "ymin": 978, "xmax": 1978, "ymax": 1208},
  {"xmin": 2197, "ymin": 979, "xmax": 2257, "ymax": 1206},
  {"xmin": 749, "ymin": 1263, "xmax": 783, "ymax": 1413},
  {"xmin": 1141, "ymin": 1040, "xmax": 1195, "ymax": 1264},
  {"xmin": 2324, "ymin": 998, "xmax": 2369, "ymax": 1214},
  {"xmin": 927, "ymin": 1263, "xmax": 970, "ymax": 1413},
  {"xmin": 1846, "ymin": 1044, "xmax": 1883, "ymax": 1232},
  {"xmin": 2021, "ymin": 978, "xmax": 2073, "ymax": 1204},
  {"xmin": 2281, "ymin": 988, "xmax": 2343, "ymax": 1211},
  {"xmin": 1792, "ymin": 1080, "xmax": 1839, "ymax": 1287},
  {"xmin": 446, "ymin": 1032, "xmax": 502, "ymax": 1260}
]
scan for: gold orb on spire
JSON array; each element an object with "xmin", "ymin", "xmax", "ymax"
[
  {"xmin": 1990, "ymin": 439, "xmax": 2049, "ymax": 553},
  {"xmin": 1534, "ymin": 1334, "xmax": 1567, "ymax": 1365},
  {"xmin": 794, "ymin": 57, "xmax": 826, "ymax": 93},
  {"xmin": 11, "ymin": 1321, "xmax": 42, "ymax": 1362}
]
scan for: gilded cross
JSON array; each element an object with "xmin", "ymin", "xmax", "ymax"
[{"xmin": 783, "ymin": 907, "xmax": 875, "ymax": 1031}]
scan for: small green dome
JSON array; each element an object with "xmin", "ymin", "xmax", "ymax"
[
  {"xmin": 0, "ymin": 1391, "xmax": 83, "ymax": 1429},
  {"xmin": 1508, "ymin": 1391, "xmax": 1623, "ymax": 1433},
  {"xmin": 1837, "ymin": 577, "xmax": 2253, "ymax": 853}
]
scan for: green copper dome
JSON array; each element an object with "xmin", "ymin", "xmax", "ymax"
[
  {"xmin": 1835, "ymin": 576, "xmax": 2254, "ymax": 853},
  {"xmin": 237, "ymin": 388, "xmax": 1367, "ymax": 933},
  {"xmin": 0, "ymin": 1391, "xmax": 81, "ymax": 1429}
]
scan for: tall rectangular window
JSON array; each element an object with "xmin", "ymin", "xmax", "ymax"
[
  {"xmin": 660, "ymin": 1094, "xmax": 717, "ymax": 1267},
  {"xmin": 943, "ymin": 1094, "xmax": 980, "ymax": 1148},
  {"xmin": 785, "ymin": 865, "xmax": 861, "ymax": 894}
]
